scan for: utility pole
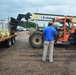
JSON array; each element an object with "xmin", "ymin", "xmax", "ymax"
[
  {"xmin": 36, "ymin": 8, "xmax": 38, "ymax": 30},
  {"xmin": 8, "ymin": 16, "xmax": 10, "ymax": 22}
]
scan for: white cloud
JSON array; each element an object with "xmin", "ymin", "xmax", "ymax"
[{"xmin": 0, "ymin": 0, "xmax": 76, "ymax": 20}]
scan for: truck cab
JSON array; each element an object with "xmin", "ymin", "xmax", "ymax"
[{"xmin": 53, "ymin": 17, "xmax": 75, "ymax": 43}]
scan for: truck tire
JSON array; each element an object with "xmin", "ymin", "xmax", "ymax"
[
  {"xmin": 5, "ymin": 39, "xmax": 12, "ymax": 47},
  {"xmin": 68, "ymin": 37, "xmax": 75, "ymax": 44},
  {"xmin": 29, "ymin": 31, "xmax": 43, "ymax": 48},
  {"xmin": 11, "ymin": 37, "xmax": 16, "ymax": 44},
  {"xmin": 68, "ymin": 33, "xmax": 76, "ymax": 44}
]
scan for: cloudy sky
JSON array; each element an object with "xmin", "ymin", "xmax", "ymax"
[{"xmin": 0, "ymin": 0, "xmax": 76, "ymax": 21}]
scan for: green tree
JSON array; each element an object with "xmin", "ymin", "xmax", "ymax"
[{"xmin": 18, "ymin": 21, "xmax": 38, "ymax": 28}]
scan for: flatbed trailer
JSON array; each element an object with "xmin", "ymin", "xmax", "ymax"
[
  {"xmin": 0, "ymin": 33, "xmax": 18, "ymax": 47},
  {"xmin": 0, "ymin": 18, "xmax": 18, "ymax": 47}
]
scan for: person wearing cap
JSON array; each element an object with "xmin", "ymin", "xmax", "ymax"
[{"xmin": 42, "ymin": 22, "xmax": 57, "ymax": 62}]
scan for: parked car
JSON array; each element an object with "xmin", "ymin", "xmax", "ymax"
[{"xmin": 17, "ymin": 26, "xmax": 26, "ymax": 31}]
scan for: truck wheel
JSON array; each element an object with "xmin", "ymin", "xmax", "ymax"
[
  {"xmin": 68, "ymin": 37, "xmax": 75, "ymax": 44},
  {"xmin": 29, "ymin": 31, "xmax": 43, "ymax": 48},
  {"xmin": 5, "ymin": 39, "xmax": 12, "ymax": 47},
  {"xmin": 11, "ymin": 37, "xmax": 16, "ymax": 44}
]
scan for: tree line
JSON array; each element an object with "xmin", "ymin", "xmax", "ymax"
[{"xmin": 18, "ymin": 21, "xmax": 37, "ymax": 28}]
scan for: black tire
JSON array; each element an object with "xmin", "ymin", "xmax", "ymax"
[
  {"xmin": 5, "ymin": 39, "xmax": 12, "ymax": 47},
  {"xmin": 11, "ymin": 37, "xmax": 16, "ymax": 45},
  {"xmin": 29, "ymin": 31, "xmax": 43, "ymax": 48},
  {"xmin": 68, "ymin": 37, "xmax": 75, "ymax": 44}
]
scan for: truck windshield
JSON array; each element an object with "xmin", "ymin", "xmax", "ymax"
[
  {"xmin": 66, "ymin": 21, "xmax": 72, "ymax": 29},
  {"xmin": 53, "ymin": 20, "xmax": 64, "ymax": 38},
  {"xmin": 53, "ymin": 20, "xmax": 64, "ymax": 30}
]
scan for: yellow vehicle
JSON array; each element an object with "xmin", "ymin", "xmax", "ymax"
[{"xmin": 0, "ymin": 19, "xmax": 18, "ymax": 47}]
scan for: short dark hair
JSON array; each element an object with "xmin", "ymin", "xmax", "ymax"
[{"xmin": 48, "ymin": 22, "xmax": 52, "ymax": 26}]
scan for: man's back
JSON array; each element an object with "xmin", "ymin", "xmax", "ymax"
[{"xmin": 43, "ymin": 26, "xmax": 57, "ymax": 41}]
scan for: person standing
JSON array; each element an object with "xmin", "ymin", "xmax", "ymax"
[{"xmin": 42, "ymin": 22, "xmax": 57, "ymax": 62}]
